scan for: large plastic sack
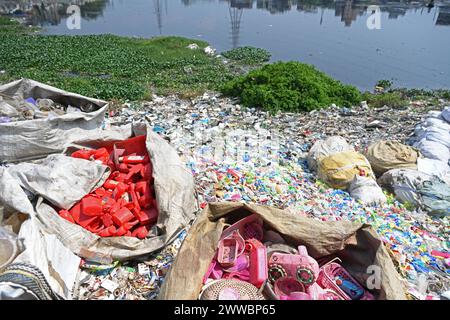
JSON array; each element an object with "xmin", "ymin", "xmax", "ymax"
[
  {"xmin": 0, "ymin": 79, "xmax": 108, "ymax": 162},
  {"xmin": 415, "ymin": 126, "xmax": 450, "ymax": 149},
  {"xmin": 426, "ymin": 110, "xmax": 444, "ymax": 119},
  {"xmin": 318, "ymin": 151, "xmax": 375, "ymax": 189},
  {"xmin": 0, "ymin": 98, "xmax": 19, "ymax": 117},
  {"xmin": 348, "ymin": 176, "xmax": 387, "ymax": 206},
  {"xmin": 307, "ymin": 136, "xmax": 354, "ymax": 172},
  {"xmin": 0, "ymin": 124, "xmax": 196, "ymax": 263},
  {"xmin": 377, "ymin": 169, "xmax": 431, "ymax": 208},
  {"xmin": 0, "ymin": 213, "xmax": 81, "ymax": 300},
  {"xmin": 158, "ymin": 202, "xmax": 406, "ymax": 300},
  {"xmin": 365, "ymin": 140, "xmax": 419, "ymax": 176},
  {"xmin": 413, "ymin": 139, "xmax": 450, "ymax": 162},
  {"xmin": 424, "ymin": 117, "xmax": 450, "ymax": 131},
  {"xmin": 378, "ymin": 169, "xmax": 449, "ymax": 215},
  {"xmin": 441, "ymin": 106, "xmax": 450, "ymax": 123},
  {"xmin": 417, "ymin": 177, "xmax": 450, "ymax": 216},
  {"xmin": 417, "ymin": 158, "xmax": 450, "ymax": 185}
]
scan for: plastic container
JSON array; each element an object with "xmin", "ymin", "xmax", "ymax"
[
  {"xmin": 245, "ymin": 238, "xmax": 267, "ymax": 288},
  {"xmin": 218, "ymin": 238, "xmax": 239, "ymax": 267}
]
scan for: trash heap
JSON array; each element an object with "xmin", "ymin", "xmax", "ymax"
[
  {"xmin": 0, "ymin": 95, "xmax": 96, "ymax": 123},
  {"xmin": 58, "ymin": 136, "xmax": 157, "ymax": 239},
  {"xmin": 76, "ymin": 230, "xmax": 187, "ymax": 300},
  {"xmin": 104, "ymin": 93, "xmax": 449, "ymax": 300}
]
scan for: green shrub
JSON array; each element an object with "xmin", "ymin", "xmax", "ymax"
[
  {"xmin": 362, "ymin": 92, "xmax": 409, "ymax": 109},
  {"xmin": 222, "ymin": 47, "xmax": 271, "ymax": 64},
  {"xmin": 221, "ymin": 61, "xmax": 361, "ymax": 112}
]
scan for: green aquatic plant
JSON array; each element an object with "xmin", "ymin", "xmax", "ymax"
[
  {"xmin": 222, "ymin": 47, "xmax": 271, "ymax": 64},
  {"xmin": 0, "ymin": 32, "xmax": 235, "ymax": 100}
]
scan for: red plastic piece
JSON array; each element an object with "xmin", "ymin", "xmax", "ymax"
[
  {"xmin": 118, "ymin": 163, "xmax": 130, "ymax": 173},
  {"xmin": 108, "ymin": 225, "xmax": 117, "ymax": 235},
  {"xmin": 111, "ymin": 171, "xmax": 127, "ymax": 183},
  {"xmin": 81, "ymin": 196, "xmax": 103, "ymax": 216},
  {"xmin": 140, "ymin": 164, "xmax": 153, "ymax": 180},
  {"xmin": 98, "ymin": 229, "xmax": 112, "ymax": 237},
  {"xmin": 245, "ymin": 238, "xmax": 268, "ymax": 288},
  {"xmin": 103, "ymin": 180, "xmax": 120, "ymax": 190},
  {"xmin": 125, "ymin": 164, "xmax": 144, "ymax": 182},
  {"xmin": 112, "ymin": 207, "xmax": 134, "ymax": 226},
  {"xmin": 87, "ymin": 221, "xmax": 104, "ymax": 234},
  {"xmin": 59, "ymin": 210, "xmax": 75, "ymax": 223},
  {"xmin": 112, "ymin": 182, "xmax": 128, "ymax": 200},
  {"xmin": 71, "ymin": 149, "xmax": 94, "ymax": 160},
  {"xmin": 129, "ymin": 184, "xmax": 142, "ymax": 213},
  {"xmin": 63, "ymin": 137, "xmax": 154, "ymax": 239},
  {"xmin": 119, "ymin": 155, "xmax": 149, "ymax": 165},
  {"xmin": 115, "ymin": 226, "xmax": 128, "ymax": 237},
  {"xmin": 136, "ymin": 207, "xmax": 158, "ymax": 225},
  {"xmin": 132, "ymin": 226, "xmax": 149, "ymax": 239},
  {"xmin": 114, "ymin": 135, "xmax": 147, "ymax": 156},
  {"xmin": 124, "ymin": 219, "xmax": 140, "ymax": 230},
  {"xmin": 135, "ymin": 181, "xmax": 153, "ymax": 209},
  {"xmin": 94, "ymin": 188, "xmax": 107, "ymax": 197},
  {"xmin": 101, "ymin": 196, "xmax": 116, "ymax": 212},
  {"xmin": 101, "ymin": 214, "xmax": 114, "ymax": 227},
  {"xmin": 94, "ymin": 148, "xmax": 109, "ymax": 160}
]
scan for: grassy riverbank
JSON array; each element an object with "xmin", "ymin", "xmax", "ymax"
[{"xmin": 1, "ymin": 16, "xmax": 449, "ymax": 109}]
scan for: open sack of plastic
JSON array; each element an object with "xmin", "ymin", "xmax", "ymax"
[
  {"xmin": 159, "ymin": 202, "xmax": 407, "ymax": 300},
  {"xmin": 0, "ymin": 78, "xmax": 108, "ymax": 162},
  {"xmin": 0, "ymin": 123, "xmax": 196, "ymax": 266}
]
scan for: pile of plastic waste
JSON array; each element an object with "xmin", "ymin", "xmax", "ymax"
[
  {"xmin": 103, "ymin": 93, "xmax": 449, "ymax": 300},
  {"xmin": 76, "ymin": 230, "xmax": 187, "ymax": 300}
]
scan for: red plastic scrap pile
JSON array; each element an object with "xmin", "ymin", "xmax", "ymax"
[{"xmin": 58, "ymin": 135, "xmax": 158, "ymax": 239}]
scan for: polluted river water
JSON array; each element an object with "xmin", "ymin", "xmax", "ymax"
[{"xmin": 2, "ymin": 0, "xmax": 450, "ymax": 90}]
